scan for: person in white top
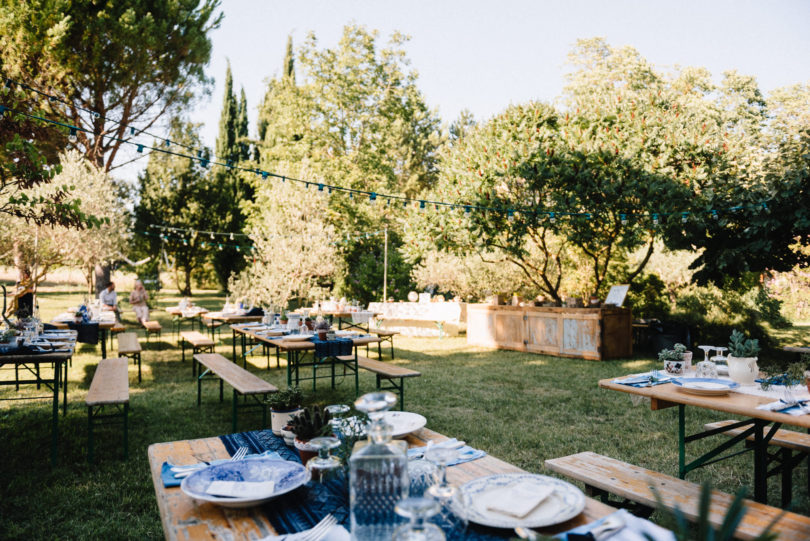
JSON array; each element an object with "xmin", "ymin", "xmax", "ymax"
[{"xmin": 99, "ymin": 282, "xmax": 120, "ymax": 320}]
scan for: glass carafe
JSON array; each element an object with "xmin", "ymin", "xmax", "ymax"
[{"xmin": 349, "ymin": 392, "xmax": 408, "ymax": 540}]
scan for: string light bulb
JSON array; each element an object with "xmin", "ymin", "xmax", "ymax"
[
  {"xmin": 68, "ymin": 127, "xmax": 78, "ymax": 143},
  {"xmin": 620, "ymin": 214, "xmax": 628, "ymax": 225},
  {"xmin": 369, "ymin": 192, "xmax": 377, "ymax": 205},
  {"xmin": 711, "ymin": 210, "xmax": 719, "ymax": 220},
  {"xmin": 419, "ymin": 200, "xmax": 426, "ymax": 211},
  {"xmin": 681, "ymin": 213, "xmax": 688, "ymax": 223},
  {"xmin": 507, "ymin": 210, "xmax": 515, "ymax": 222},
  {"xmin": 652, "ymin": 213, "xmax": 659, "ymax": 226},
  {"xmin": 549, "ymin": 212, "xmax": 556, "ymax": 224},
  {"xmin": 229, "ymin": 233, "xmax": 234, "ymax": 241}
]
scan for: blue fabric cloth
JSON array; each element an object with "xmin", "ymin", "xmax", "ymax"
[
  {"xmin": 613, "ymin": 374, "xmax": 672, "ymax": 388},
  {"xmin": 219, "ymin": 429, "xmax": 512, "ymax": 540},
  {"xmin": 310, "ymin": 337, "xmax": 353, "ymax": 359},
  {"xmin": 66, "ymin": 321, "xmax": 99, "ymax": 345}
]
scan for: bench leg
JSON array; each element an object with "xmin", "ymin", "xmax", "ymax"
[
  {"xmin": 181, "ymin": 340, "xmax": 186, "ymax": 363},
  {"xmin": 220, "ymin": 378, "xmax": 224, "ymax": 402},
  {"xmin": 137, "ymin": 352, "xmax": 141, "ymax": 383},
  {"xmin": 123, "ymin": 402, "xmax": 129, "ymax": 461},
  {"xmin": 378, "ymin": 341, "xmax": 382, "ymax": 360},
  {"xmin": 390, "ymin": 339, "xmax": 394, "ymax": 360},
  {"xmin": 232, "ymin": 389, "xmax": 238, "ymax": 432},
  {"xmin": 87, "ymin": 406, "xmax": 94, "ymax": 464},
  {"xmin": 398, "ymin": 377, "xmax": 405, "ymax": 410},
  {"xmin": 197, "ymin": 372, "xmax": 202, "ymax": 406},
  {"xmin": 781, "ymin": 448, "xmax": 793, "ymax": 508}
]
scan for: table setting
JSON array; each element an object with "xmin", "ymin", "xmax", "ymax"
[{"xmin": 152, "ymin": 390, "xmax": 675, "ymax": 541}]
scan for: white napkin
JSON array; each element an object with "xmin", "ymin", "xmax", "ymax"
[
  {"xmin": 480, "ymin": 482, "xmax": 554, "ymax": 518},
  {"xmin": 205, "ymin": 480, "xmax": 274, "ymax": 498},
  {"xmin": 260, "ymin": 524, "xmax": 349, "ymax": 541},
  {"xmin": 567, "ymin": 509, "xmax": 676, "ymax": 541},
  {"xmin": 756, "ymin": 400, "xmax": 809, "ymax": 415}
]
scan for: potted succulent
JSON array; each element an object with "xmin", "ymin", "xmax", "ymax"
[
  {"xmin": 659, "ymin": 343, "xmax": 693, "ymax": 374},
  {"xmin": 727, "ymin": 329, "xmax": 761, "ymax": 385},
  {"xmin": 267, "ymin": 387, "xmax": 304, "ymax": 436},
  {"xmin": 314, "ymin": 319, "xmax": 330, "ymax": 340},
  {"xmin": 288, "ymin": 405, "xmax": 332, "ymax": 465}
]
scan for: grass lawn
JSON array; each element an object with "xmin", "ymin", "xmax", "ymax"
[{"xmin": 1, "ymin": 288, "xmax": 808, "ymax": 539}]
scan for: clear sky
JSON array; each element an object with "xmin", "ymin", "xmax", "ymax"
[{"xmin": 186, "ymin": 0, "xmax": 809, "ymax": 152}]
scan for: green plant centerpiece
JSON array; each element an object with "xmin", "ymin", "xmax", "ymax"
[
  {"xmin": 314, "ymin": 318, "xmax": 330, "ymax": 340},
  {"xmin": 727, "ymin": 330, "xmax": 761, "ymax": 385},
  {"xmin": 0, "ymin": 328, "xmax": 16, "ymax": 344},
  {"xmin": 288, "ymin": 405, "xmax": 333, "ymax": 465},
  {"xmin": 267, "ymin": 387, "xmax": 303, "ymax": 436},
  {"xmin": 279, "ymin": 312, "xmax": 289, "ymax": 324},
  {"xmin": 659, "ymin": 343, "xmax": 692, "ymax": 374}
]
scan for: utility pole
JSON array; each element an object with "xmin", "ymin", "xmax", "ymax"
[{"xmin": 382, "ymin": 227, "xmax": 388, "ymax": 303}]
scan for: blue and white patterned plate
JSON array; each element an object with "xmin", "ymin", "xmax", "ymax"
[
  {"xmin": 458, "ymin": 473, "xmax": 585, "ymax": 528},
  {"xmin": 180, "ymin": 458, "xmax": 310, "ymax": 508}
]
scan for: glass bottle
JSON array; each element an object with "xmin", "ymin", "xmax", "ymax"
[{"xmin": 349, "ymin": 392, "xmax": 409, "ymax": 540}]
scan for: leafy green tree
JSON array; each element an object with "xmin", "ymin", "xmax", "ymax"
[
  {"xmin": 133, "ymin": 120, "xmax": 216, "ymax": 296},
  {"xmin": 210, "ymin": 64, "xmax": 253, "ymax": 290},
  {"xmin": 255, "ymin": 25, "xmax": 442, "ymax": 301},
  {"xmin": 1, "ymin": 0, "xmax": 221, "ymax": 290}
]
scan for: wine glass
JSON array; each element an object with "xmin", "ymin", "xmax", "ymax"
[
  {"xmin": 325, "ymin": 404, "xmax": 350, "ymax": 436},
  {"xmin": 391, "ymin": 497, "xmax": 445, "ymax": 541},
  {"xmin": 306, "ymin": 437, "xmax": 342, "ymax": 482},
  {"xmin": 425, "ymin": 446, "xmax": 458, "ymax": 500},
  {"xmin": 425, "ymin": 446, "xmax": 468, "ymax": 539}
]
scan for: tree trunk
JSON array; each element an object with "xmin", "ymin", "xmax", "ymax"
[
  {"xmin": 183, "ymin": 266, "xmax": 192, "ymax": 297},
  {"xmin": 94, "ymin": 262, "xmax": 111, "ymax": 295}
]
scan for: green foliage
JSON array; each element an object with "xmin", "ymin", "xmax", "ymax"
[
  {"xmin": 254, "ymin": 25, "xmax": 441, "ymax": 301},
  {"xmin": 0, "ymin": 0, "xmax": 222, "ymax": 171},
  {"xmin": 655, "ymin": 482, "xmax": 779, "ymax": 541},
  {"xmin": 267, "ymin": 387, "xmax": 303, "ymax": 411},
  {"xmin": 627, "ymin": 273, "xmax": 670, "ymax": 320},
  {"xmin": 334, "ymin": 231, "xmax": 414, "ymax": 305},
  {"xmin": 288, "ymin": 405, "xmax": 332, "ymax": 440},
  {"xmin": 658, "ymin": 343, "xmax": 688, "ymax": 363},
  {"xmin": 728, "ymin": 330, "xmax": 761, "ymax": 358},
  {"xmin": 133, "ymin": 119, "xmax": 217, "ymax": 296},
  {"xmin": 211, "ymin": 64, "xmax": 253, "ymax": 290}
]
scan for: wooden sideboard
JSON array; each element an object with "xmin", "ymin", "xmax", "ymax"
[{"xmin": 466, "ymin": 304, "xmax": 632, "ymax": 360}]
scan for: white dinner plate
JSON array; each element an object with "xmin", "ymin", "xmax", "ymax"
[
  {"xmin": 672, "ymin": 378, "xmax": 739, "ymax": 396},
  {"xmin": 283, "ymin": 334, "xmax": 313, "ymax": 341},
  {"xmin": 180, "ymin": 458, "xmax": 310, "ymax": 508},
  {"xmin": 459, "ymin": 473, "xmax": 586, "ymax": 528},
  {"xmin": 380, "ymin": 411, "xmax": 427, "ymax": 438}
]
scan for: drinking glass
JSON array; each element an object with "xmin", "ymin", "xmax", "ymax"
[
  {"xmin": 391, "ymin": 497, "xmax": 445, "ymax": 541},
  {"xmin": 306, "ymin": 436, "xmax": 342, "ymax": 483},
  {"xmin": 408, "ymin": 459, "xmax": 438, "ymax": 497},
  {"xmin": 325, "ymin": 404, "xmax": 350, "ymax": 437},
  {"xmin": 425, "ymin": 446, "xmax": 458, "ymax": 500}
]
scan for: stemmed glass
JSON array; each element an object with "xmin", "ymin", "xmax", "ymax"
[
  {"xmin": 425, "ymin": 446, "xmax": 458, "ymax": 500},
  {"xmin": 391, "ymin": 497, "xmax": 445, "ymax": 541},
  {"xmin": 306, "ymin": 436, "xmax": 342, "ymax": 482},
  {"xmin": 425, "ymin": 446, "xmax": 468, "ymax": 540},
  {"xmin": 325, "ymin": 404, "xmax": 350, "ymax": 437}
]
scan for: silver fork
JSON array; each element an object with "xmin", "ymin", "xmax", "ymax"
[
  {"xmin": 172, "ymin": 447, "xmax": 249, "ymax": 477},
  {"xmin": 230, "ymin": 446, "xmax": 248, "ymax": 461},
  {"xmin": 297, "ymin": 514, "xmax": 337, "ymax": 541}
]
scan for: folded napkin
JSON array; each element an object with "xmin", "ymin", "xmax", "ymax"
[
  {"xmin": 614, "ymin": 372, "xmax": 673, "ymax": 388},
  {"xmin": 260, "ymin": 524, "xmax": 350, "ymax": 541},
  {"xmin": 480, "ymin": 481, "xmax": 554, "ymax": 518},
  {"xmin": 205, "ymin": 480, "xmax": 275, "ymax": 498},
  {"xmin": 561, "ymin": 509, "xmax": 676, "ymax": 541},
  {"xmin": 407, "ymin": 438, "xmax": 487, "ymax": 466},
  {"xmin": 756, "ymin": 400, "xmax": 809, "ymax": 415},
  {"xmin": 161, "ymin": 450, "xmax": 282, "ymax": 487}
]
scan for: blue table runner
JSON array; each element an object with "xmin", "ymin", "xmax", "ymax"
[{"xmin": 219, "ymin": 429, "xmax": 512, "ymax": 540}]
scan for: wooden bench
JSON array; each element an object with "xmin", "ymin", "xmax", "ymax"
[
  {"xmin": 545, "ymin": 452, "xmax": 810, "ymax": 540},
  {"xmin": 348, "ymin": 355, "xmax": 420, "ymax": 410},
  {"xmin": 784, "ymin": 346, "xmax": 810, "ymax": 360},
  {"xmin": 117, "ymin": 332, "xmax": 142, "ymax": 383},
  {"xmin": 142, "ymin": 320, "xmax": 162, "ymax": 343},
  {"xmin": 180, "ymin": 331, "xmax": 216, "ymax": 376},
  {"xmin": 193, "ymin": 353, "xmax": 278, "ymax": 431},
  {"xmin": 109, "ymin": 322, "xmax": 125, "ymax": 350},
  {"xmin": 368, "ymin": 329, "xmax": 399, "ymax": 360},
  {"xmin": 705, "ymin": 420, "xmax": 810, "ymax": 507},
  {"xmin": 86, "ymin": 357, "xmax": 129, "ymax": 463}
]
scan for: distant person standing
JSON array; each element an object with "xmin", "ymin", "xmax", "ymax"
[
  {"xmin": 99, "ymin": 282, "xmax": 120, "ymax": 320},
  {"xmin": 129, "ymin": 280, "xmax": 150, "ymax": 323}
]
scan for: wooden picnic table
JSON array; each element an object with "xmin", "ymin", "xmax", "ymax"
[
  {"xmin": 147, "ymin": 427, "xmax": 616, "ymax": 541},
  {"xmin": 599, "ymin": 374, "xmax": 810, "ymax": 504},
  {"xmin": 296, "ymin": 309, "xmax": 381, "ymax": 333},
  {"xmin": 165, "ymin": 306, "xmax": 209, "ymax": 337},
  {"xmin": 231, "ymin": 325, "xmax": 381, "ymax": 395},
  {"xmin": 0, "ymin": 332, "xmax": 76, "ymax": 464},
  {"xmin": 50, "ymin": 319, "xmax": 115, "ymax": 358}
]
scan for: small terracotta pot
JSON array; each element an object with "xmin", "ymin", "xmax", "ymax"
[
  {"xmin": 317, "ymin": 330, "xmax": 328, "ymax": 341},
  {"xmin": 294, "ymin": 437, "xmax": 318, "ymax": 465},
  {"xmin": 305, "ymin": 320, "xmax": 314, "ymax": 331}
]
